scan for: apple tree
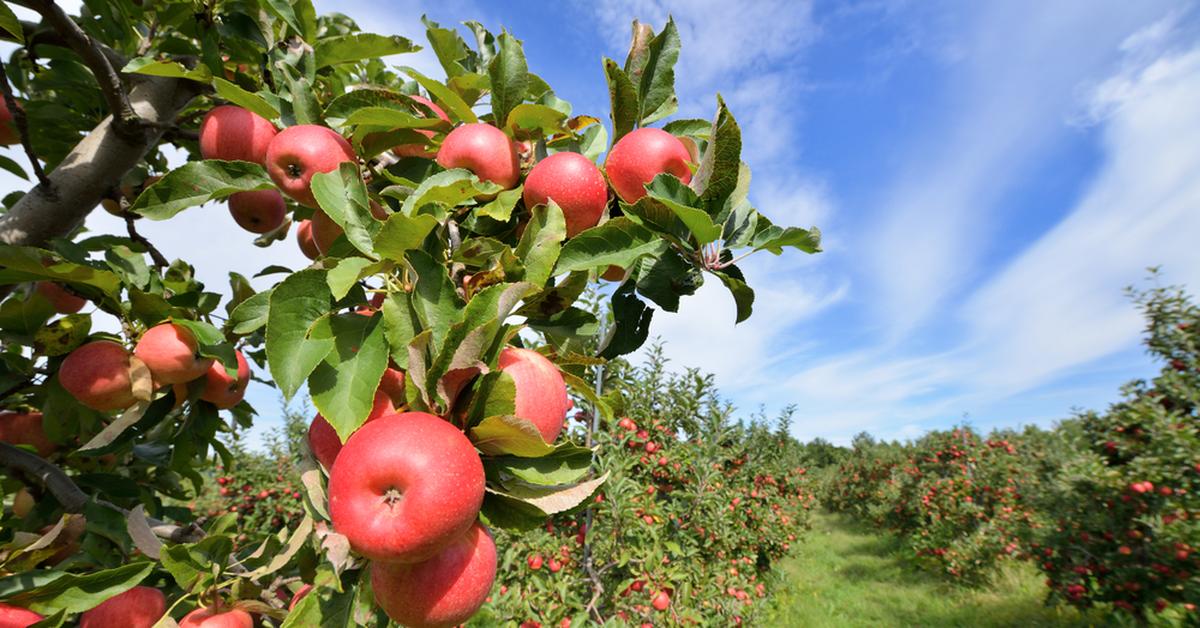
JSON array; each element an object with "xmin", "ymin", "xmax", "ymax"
[{"xmin": 0, "ymin": 2, "xmax": 820, "ymax": 626}]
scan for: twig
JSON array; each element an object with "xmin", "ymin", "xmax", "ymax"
[
  {"xmin": 26, "ymin": 0, "xmax": 141, "ymax": 141},
  {"xmin": 124, "ymin": 212, "xmax": 169, "ymax": 268},
  {"xmin": 0, "ymin": 442, "xmax": 204, "ymax": 543},
  {"xmin": 0, "ymin": 59, "xmax": 51, "ymax": 191}
]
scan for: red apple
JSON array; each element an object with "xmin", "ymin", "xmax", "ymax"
[
  {"xmin": 80, "ymin": 586, "xmax": 165, "ymax": 628},
  {"xmin": 35, "ymin": 282, "xmax": 86, "ymax": 313},
  {"xmin": 523, "ymin": 152, "xmax": 608, "ymax": 237},
  {"xmin": 310, "ymin": 201, "xmax": 388, "ymax": 254},
  {"xmin": 199, "ymin": 350, "xmax": 250, "ymax": 409},
  {"xmin": 178, "ymin": 606, "xmax": 253, "ymax": 628},
  {"xmin": 436, "ymin": 123, "xmax": 520, "ymax": 188},
  {"xmin": 394, "ymin": 95, "xmax": 450, "ymax": 159},
  {"xmin": 371, "ymin": 522, "xmax": 497, "ymax": 628},
  {"xmin": 307, "ymin": 389, "xmax": 396, "ymax": 469},
  {"xmin": 604, "ymin": 127, "xmax": 692, "ymax": 203},
  {"xmin": 328, "ymin": 412, "xmax": 484, "ymax": 563},
  {"xmin": 651, "ymin": 590, "xmax": 671, "ymax": 611},
  {"xmin": 288, "ymin": 584, "xmax": 313, "ymax": 611},
  {"xmin": 59, "ymin": 340, "xmax": 137, "ymax": 411},
  {"xmin": 497, "ymin": 347, "xmax": 569, "ymax": 443},
  {"xmin": 0, "ymin": 411, "xmax": 56, "ymax": 457},
  {"xmin": 265, "ymin": 125, "xmax": 356, "ymax": 207},
  {"xmin": 379, "ymin": 367, "xmax": 406, "ymax": 407},
  {"xmin": 0, "ymin": 98, "xmax": 18, "ymax": 146},
  {"xmin": 227, "ymin": 189, "xmax": 286, "ymax": 234},
  {"xmin": 11, "ymin": 487, "xmax": 34, "ymax": 518},
  {"xmin": 295, "ymin": 219, "xmax": 320, "ymax": 260},
  {"xmin": 0, "ymin": 603, "xmax": 41, "ymax": 627},
  {"xmin": 198, "ymin": 105, "xmax": 277, "ymax": 164},
  {"xmin": 135, "ymin": 323, "xmax": 213, "ymax": 385}
]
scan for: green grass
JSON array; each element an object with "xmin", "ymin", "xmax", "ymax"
[{"xmin": 768, "ymin": 511, "xmax": 1110, "ymax": 628}]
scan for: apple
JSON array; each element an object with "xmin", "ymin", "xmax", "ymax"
[
  {"xmin": 379, "ymin": 367, "xmax": 406, "ymax": 408},
  {"xmin": 328, "ymin": 412, "xmax": 484, "ymax": 562},
  {"xmin": 35, "ymin": 282, "xmax": 86, "ymax": 313},
  {"xmin": 178, "ymin": 606, "xmax": 253, "ymax": 628},
  {"xmin": 0, "ymin": 98, "xmax": 18, "ymax": 146},
  {"xmin": 199, "ymin": 105, "xmax": 277, "ymax": 164},
  {"xmin": 135, "ymin": 323, "xmax": 213, "ymax": 385},
  {"xmin": 59, "ymin": 340, "xmax": 137, "ymax": 411},
  {"xmin": 370, "ymin": 522, "xmax": 497, "ymax": 628},
  {"xmin": 527, "ymin": 554, "xmax": 543, "ymax": 570},
  {"xmin": 227, "ymin": 189, "xmax": 286, "ymax": 233},
  {"xmin": 288, "ymin": 584, "xmax": 313, "ymax": 611},
  {"xmin": 265, "ymin": 125, "xmax": 357, "ymax": 207},
  {"xmin": 604, "ymin": 127, "xmax": 692, "ymax": 203},
  {"xmin": 307, "ymin": 389, "xmax": 396, "ymax": 469},
  {"xmin": 600, "ymin": 265, "xmax": 626, "ymax": 282},
  {"xmin": 294, "ymin": 219, "xmax": 320, "ymax": 260},
  {"xmin": 0, "ymin": 411, "xmax": 56, "ymax": 457},
  {"xmin": 497, "ymin": 347, "xmax": 569, "ymax": 443},
  {"xmin": 0, "ymin": 603, "xmax": 41, "ymax": 628},
  {"xmin": 523, "ymin": 152, "xmax": 608, "ymax": 237},
  {"xmin": 80, "ymin": 586, "xmax": 165, "ymax": 628},
  {"xmin": 199, "ymin": 350, "xmax": 250, "ymax": 409},
  {"xmin": 11, "ymin": 487, "xmax": 34, "ymax": 518},
  {"xmin": 651, "ymin": 590, "xmax": 671, "ymax": 611},
  {"xmin": 310, "ymin": 201, "xmax": 388, "ymax": 254},
  {"xmin": 436, "ymin": 123, "xmax": 520, "ymax": 188},
  {"xmin": 394, "ymin": 95, "xmax": 450, "ymax": 158}
]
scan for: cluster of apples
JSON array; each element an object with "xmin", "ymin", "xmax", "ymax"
[
  {"xmin": 0, "ymin": 584, "xmax": 262, "ymax": 627},
  {"xmin": 303, "ymin": 346, "xmax": 569, "ymax": 627},
  {"xmin": 57, "ymin": 322, "xmax": 249, "ymax": 413}
]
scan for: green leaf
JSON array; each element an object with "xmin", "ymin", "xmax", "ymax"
[
  {"xmin": 281, "ymin": 580, "xmax": 356, "ymax": 628},
  {"xmin": 6, "ymin": 562, "xmax": 152, "ymax": 615},
  {"xmin": 505, "ymin": 104, "xmax": 566, "ymax": 138},
  {"xmin": 712, "ymin": 265, "xmax": 754, "ymax": 324},
  {"xmin": 515, "ymin": 200, "xmax": 566, "ymax": 287},
  {"xmin": 34, "ymin": 314, "xmax": 91, "ymax": 357},
  {"xmin": 266, "ymin": 270, "xmax": 335, "ymax": 399},
  {"xmin": 122, "ymin": 58, "xmax": 212, "ymax": 82},
  {"xmin": 0, "ymin": 248, "xmax": 122, "ymax": 299},
  {"xmin": 470, "ymin": 415, "xmax": 553, "ymax": 457},
  {"xmin": 633, "ymin": 18, "xmax": 681, "ymax": 125},
  {"xmin": 103, "ymin": 246, "xmax": 150, "ymax": 290},
  {"xmin": 692, "ymin": 95, "xmax": 742, "ymax": 211},
  {"xmin": 0, "ymin": 154, "xmax": 27, "ymax": 180},
  {"xmin": 464, "ymin": 21, "xmax": 497, "ymax": 70},
  {"xmin": 751, "ymin": 219, "xmax": 822, "ymax": 255},
  {"xmin": 343, "ymin": 107, "xmax": 442, "ymax": 129},
  {"xmin": 373, "ymin": 213, "xmax": 439, "ymax": 262},
  {"xmin": 474, "ymin": 187, "xmax": 523, "ymax": 222},
  {"xmin": 514, "ymin": 271, "xmax": 588, "ymax": 319},
  {"xmin": 599, "ymin": 282, "xmax": 653, "ymax": 359},
  {"xmin": 315, "ymin": 34, "xmax": 419, "ymax": 68},
  {"xmin": 406, "ymin": 250, "xmax": 462, "ymax": 350},
  {"xmin": 401, "ymin": 169, "xmax": 501, "ymax": 218},
  {"xmin": 424, "ymin": 18, "xmax": 474, "ymax": 78},
  {"xmin": 635, "ymin": 248, "xmax": 702, "ymax": 313},
  {"xmin": 310, "ymin": 164, "xmax": 378, "ymax": 257},
  {"xmin": 603, "ymin": 59, "xmax": 638, "ymax": 143},
  {"xmin": 324, "ymin": 88, "xmax": 415, "ymax": 129},
  {"xmin": 489, "ymin": 33, "xmax": 529, "ymax": 128},
  {"xmin": 381, "ymin": 291, "xmax": 419, "ymax": 369},
  {"xmin": 280, "ymin": 68, "xmax": 322, "ymax": 126},
  {"xmin": 463, "ymin": 370, "xmax": 516, "ymax": 428},
  {"xmin": 400, "ymin": 67, "xmax": 477, "ymax": 124},
  {"xmin": 484, "ymin": 472, "xmax": 608, "ymax": 524},
  {"xmin": 326, "ymin": 258, "xmax": 375, "ymax": 301},
  {"xmin": 487, "ymin": 443, "xmax": 594, "ymax": 487},
  {"xmin": 309, "ymin": 313, "xmax": 389, "ymax": 443},
  {"xmin": 130, "ymin": 160, "xmax": 274, "ymax": 220},
  {"xmin": 264, "ymin": 0, "xmax": 315, "ymax": 39},
  {"xmin": 0, "ymin": 3, "xmax": 24, "ymax": 44},
  {"xmin": 554, "ymin": 218, "xmax": 668, "ymax": 275},
  {"xmin": 229, "ymin": 289, "xmax": 272, "ymax": 335},
  {"xmin": 643, "ymin": 174, "xmax": 721, "ymax": 244},
  {"xmin": 212, "ymin": 78, "xmax": 279, "ymax": 120}
]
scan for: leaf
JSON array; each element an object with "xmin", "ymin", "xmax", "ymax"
[
  {"xmin": 130, "ymin": 161, "xmax": 274, "ymax": 220},
  {"xmin": 248, "ymin": 516, "xmax": 314, "ymax": 578},
  {"xmin": 554, "ymin": 218, "xmax": 668, "ymax": 275},
  {"xmin": 0, "ymin": 154, "xmax": 27, "ymax": 180},
  {"xmin": 633, "ymin": 18, "xmax": 681, "ymax": 125},
  {"xmin": 515, "ymin": 200, "xmax": 566, "ymax": 287},
  {"xmin": 212, "ymin": 78, "xmax": 279, "ymax": 120},
  {"xmin": 599, "ymin": 282, "xmax": 653, "ymax": 359},
  {"xmin": 326, "ymin": 258, "xmax": 375, "ymax": 301},
  {"xmin": 34, "ymin": 314, "xmax": 90, "ymax": 357},
  {"xmin": 401, "ymin": 169, "xmax": 501, "ymax": 218},
  {"xmin": 0, "ymin": 3, "xmax": 24, "ymax": 44},
  {"xmin": 691, "ymin": 95, "xmax": 742, "ymax": 211},
  {"xmin": 229, "ymin": 289, "xmax": 271, "ymax": 335},
  {"xmin": 463, "ymin": 371, "xmax": 517, "ymax": 428},
  {"xmin": 266, "ymin": 270, "xmax": 335, "ymax": 399},
  {"xmin": 310, "ymin": 164, "xmax": 378, "ymax": 256},
  {"xmin": 7, "ymin": 563, "xmax": 152, "ymax": 615},
  {"xmin": 78, "ymin": 400, "xmax": 151, "ymax": 451},
  {"xmin": 406, "ymin": 250, "xmax": 462, "ymax": 350},
  {"xmin": 712, "ymin": 265, "xmax": 754, "ymax": 324},
  {"xmin": 122, "ymin": 58, "xmax": 212, "ymax": 83},
  {"xmin": 489, "ymin": 32, "xmax": 529, "ymax": 128},
  {"xmin": 751, "ymin": 220, "xmax": 822, "ymax": 255},
  {"xmin": 381, "ymin": 291, "xmax": 419, "ymax": 370},
  {"xmin": 474, "ymin": 187, "xmax": 522, "ymax": 222},
  {"xmin": 400, "ymin": 67, "xmax": 476, "ymax": 124},
  {"xmin": 643, "ymin": 174, "xmax": 721, "ymax": 244},
  {"xmin": 0, "ymin": 248, "xmax": 121, "ymax": 299},
  {"xmin": 635, "ymin": 248, "xmax": 702, "ymax": 313},
  {"xmin": 343, "ymin": 107, "xmax": 442, "ymax": 129},
  {"xmin": 505, "ymin": 104, "xmax": 566, "ymax": 139},
  {"xmin": 464, "ymin": 21, "xmax": 497, "ymax": 70},
  {"xmin": 371, "ymin": 214, "xmax": 437, "ymax": 265},
  {"xmin": 125, "ymin": 505, "xmax": 163, "ymax": 560},
  {"xmin": 470, "ymin": 415, "xmax": 553, "ymax": 457},
  {"xmin": 424, "ymin": 16, "xmax": 474, "ymax": 77},
  {"xmin": 308, "ymin": 313, "xmax": 389, "ymax": 442},
  {"xmin": 315, "ymin": 34, "xmax": 419, "ymax": 68},
  {"xmin": 488, "ymin": 472, "xmax": 609, "ymax": 518},
  {"xmin": 104, "ymin": 245, "xmax": 151, "ymax": 290},
  {"xmin": 264, "ymin": 0, "xmax": 314, "ymax": 39},
  {"xmin": 514, "ymin": 271, "xmax": 588, "ymax": 320},
  {"xmin": 488, "ymin": 443, "xmax": 594, "ymax": 487},
  {"xmin": 603, "ymin": 59, "xmax": 638, "ymax": 143}
]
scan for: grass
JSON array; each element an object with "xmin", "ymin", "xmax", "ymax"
[{"xmin": 768, "ymin": 511, "xmax": 1112, "ymax": 628}]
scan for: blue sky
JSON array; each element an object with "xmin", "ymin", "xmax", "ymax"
[{"xmin": 5, "ymin": 1, "xmax": 1200, "ymax": 447}]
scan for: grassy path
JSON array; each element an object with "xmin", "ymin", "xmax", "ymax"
[{"xmin": 769, "ymin": 511, "xmax": 1107, "ymax": 627}]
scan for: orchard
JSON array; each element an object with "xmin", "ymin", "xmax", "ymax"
[{"xmin": 0, "ymin": 2, "xmax": 819, "ymax": 627}]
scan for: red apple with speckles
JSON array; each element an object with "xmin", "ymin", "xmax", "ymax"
[
  {"xmin": 199, "ymin": 350, "xmax": 250, "ymax": 409},
  {"xmin": 178, "ymin": 606, "xmax": 253, "ymax": 628},
  {"xmin": 0, "ymin": 603, "xmax": 41, "ymax": 627},
  {"xmin": 59, "ymin": 340, "xmax": 137, "ymax": 411},
  {"xmin": 265, "ymin": 125, "xmax": 356, "ymax": 207},
  {"xmin": 604, "ymin": 127, "xmax": 692, "ymax": 202},
  {"xmin": 328, "ymin": 412, "xmax": 484, "ymax": 562},
  {"xmin": 228, "ymin": 189, "xmax": 286, "ymax": 233},
  {"xmin": 307, "ymin": 389, "xmax": 397, "ymax": 469},
  {"xmin": 135, "ymin": 323, "xmax": 213, "ymax": 385},
  {"xmin": 371, "ymin": 522, "xmax": 497, "ymax": 628},
  {"xmin": 436, "ymin": 123, "xmax": 520, "ymax": 188},
  {"xmin": 394, "ymin": 95, "xmax": 450, "ymax": 159},
  {"xmin": 0, "ymin": 411, "xmax": 56, "ymax": 457},
  {"xmin": 199, "ymin": 105, "xmax": 277, "ymax": 164},
  {"xmin": 523, "ymin": 152, "xmax": 608, "ymax": 237},
  {"xmin": 295, "ymin": 219, "xmax": 320, "ymax": 259},
  {"xmin": 497, "ymin": 347, "xmax": 569, "ymax": 443},
  {"xmin": 0, "ymin": 98, "xmax": 20, "ymax": 146},
  {"xmin": 80, "ymin": 586, "xmax": 165, "ymax": 628},
  {"xmin": 36, "ymin": 282, "xmax": 86, "ymax": 313}
]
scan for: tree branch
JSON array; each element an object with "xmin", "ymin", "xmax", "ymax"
[
  {"xmin": 124, "ymin": 213, "xmax": 168, "ymax": 268},
  {"xmin": 0, "ymin": 442, "xmax": 204, "ymax": 543},
  {"xmin": 25, "ymin": 0, "xmax": 141, "ymax": 141},
  {"xmin": 0, "ymin": 59, "xmax": 51, "ymax": 191}
]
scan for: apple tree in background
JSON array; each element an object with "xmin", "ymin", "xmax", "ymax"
[{"xmin": 0, "ymin": 1, "xmax": 820, "ymax": 626}]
